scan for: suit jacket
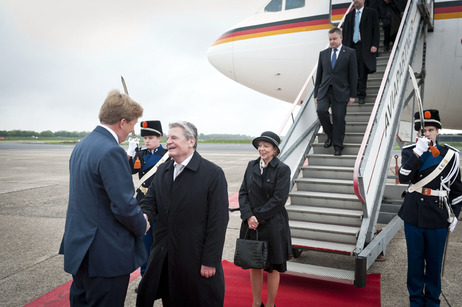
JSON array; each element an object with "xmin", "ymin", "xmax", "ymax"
[
  {"xmin": 314, "ymin": 45, "xmax": 358, "ymax": 102},
  {"xmin": 59, "ymin": 126, "xmax": 147, "ymax": 277},
  {"xmin": 398, "ymin": 144, "xmax": 462, "ymax": 228},
  {"xmin": 136, "ymin": 151, "xmax": 229, "ymax": 307},
  {"xmin": 342, "ymin": 7, "xmax": 380, "ymax": 73}
]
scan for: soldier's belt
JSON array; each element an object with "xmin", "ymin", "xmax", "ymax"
[{"xmin": 411, "ymin": 188, "xmax": 448, "ymax": 197}]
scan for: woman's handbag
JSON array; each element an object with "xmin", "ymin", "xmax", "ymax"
[{"xmin": 234, "ymin": 228, "xmax": 269, "ymax": 269}]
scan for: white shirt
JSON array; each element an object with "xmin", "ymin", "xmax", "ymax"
[
  {"xmin": 173, "ymin": 152, "xmax": 194, "ymax": 180},
  {"xmin": 99, "ymin": 124, "xmax": 119, "ymax": 143},
  {"xmin": 331, "ymin": 44, "xmax": 343, "ymax": 60}
]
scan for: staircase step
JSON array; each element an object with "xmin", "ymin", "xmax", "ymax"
[
  {"xmin": 301, "ymin": 165, "xmax": 354, "ymax": 180},
  {"xmin": 345, "ymin": 121, "xmax": 368, "ymax": 133},
  {"xmin": 318, "ymin": 132, "xmax": 365, "ymax": 144},
  {"xmin": 291, "ymin": 237, "xmax": 356, "ymax": 255},
  {"xmin": 289, "ymin": 220, "xmax": 359, "ymax": 244},
  {"xmin": 287, "ymin": 204, "xmax": 362, "ymax": 226},
  {"xmin": 345, "ymin": 112, "xmax": 372, "ymax": 122},
  {"xmin": 286, "ymin": 262, "xmax": 355, "ymax": 284},
  {"xmin": 347, "ymin": 103, "xmax": 374, "ymax": 113},
  {"xmin": 312, "ymin": 143, "xmax": 360, "ymax": 155},
  {"xmin": 307, "ymin": 154, "xmax": 357, "ymax": 167},
  {"xmin": 294, "ymin": 178, "xmax": 356, "ymax": 195},
  {"xmin": 289, "ymin": 190, "xmax": 362, "ymax": 210}
]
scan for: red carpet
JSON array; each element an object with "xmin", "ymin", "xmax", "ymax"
[
  {"xmin": 223, "ymin": 260, "xmax": 381, "ymax": 307},
  {"xmin": 26, "ymin": 261, "xmax": 380, "ymax": 306}
]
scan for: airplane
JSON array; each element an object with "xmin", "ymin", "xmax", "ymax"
[
  {"xmin": 207, "ymin": 0, "xmax": 462, "ymax": 288},
  {"xmin": 207, "ymin": 0, "xmax": 462, "ymax": 130}
]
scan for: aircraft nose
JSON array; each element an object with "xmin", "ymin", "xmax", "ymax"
[{"xmin": 207, "ymin": 35, "xmax": 237, "ymax": 82}]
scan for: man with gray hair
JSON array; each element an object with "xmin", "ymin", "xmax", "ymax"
[{"xmin": 136, "ymin": 121, "xmax": 229, "ymax": 307}]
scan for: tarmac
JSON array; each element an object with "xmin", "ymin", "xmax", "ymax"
[{"xmin": 0, "ymin": 141, "xmax": 461, "ymax": 306}]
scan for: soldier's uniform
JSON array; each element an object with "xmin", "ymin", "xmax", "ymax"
[
  {"xmin": 129, "ymin": 120, "xmax": 168, "ymax": 279},
  {"xmin": 398, "ymin": 110, "xmax": 462, "ymax": 306}
]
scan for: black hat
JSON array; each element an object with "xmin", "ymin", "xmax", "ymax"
[
  {"xmin": 414, "ymin": 109, "xmax": 442, "ymax": 131},
  {"xmin": 252, "ymin": 131, "xmax": 281, "ymax": 151},
  {"xmin": 140, "ymin": 120, "xmax": 163, "ymax": 137}
]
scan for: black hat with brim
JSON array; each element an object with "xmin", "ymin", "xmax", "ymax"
[
  {"xmin": 252, "ymin": 131, "xmax": 281, "ymax": 151},
  {"xmin": 140, "ymin": 120, "xmax": 163, "ymax": 137},
  {"xmin": 414, "ymin": 109, "xmax": 442, "ymax": 131}
]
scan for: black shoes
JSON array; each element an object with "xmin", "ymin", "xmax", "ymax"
[
  {"xmin": 334, "ymin": 149, "xmax": 343, "ymax": 156},
  {"xmin": 358, "ymin": 98, "xmax": 365, "ymax": 104},
  {"xmin": 324, "ymin": 137, "xmax": 332, "ymax": 148}
]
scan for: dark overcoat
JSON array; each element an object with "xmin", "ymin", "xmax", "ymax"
[
  {"xmin": 239, "ymin": 157, "xmax": 292, "ymax": 265},
  {"xmin": 314, "ymin": 45, "xmax": 358, "ymax": 103},
  {"xmin": 398, "ymin": 144, "xmax": 462, "ymax": 228},
  {"xmin": 136, "ymin": 151, "xmax": 229, "ymax": 307},
  {"xmin": 342, "ymin": 7, "xmax": 380, "ymax": 73},
  {"xmin": 59, "ymin": 126, "xmax": 147, "ymax": 277}
]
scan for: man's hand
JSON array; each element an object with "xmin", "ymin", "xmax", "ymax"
[
  {"xmin": 449, "ymin": 217, "xmax": 458, "ymax": 232},
  {"xmin": 413, "ymin": 137, "xmax": 430, "ymax": 157},
  {"xmin": 371, "ymin": 46, "xmax": 378, "ymax": 53},
  {"xmin": 201, "ymin": 265, "xmax": 216, "ymax": 278},
  {"xmin": 144, "ymin": 214, "xmax": 150, "ymax": 234},
  {"xmin": 247, "ymin": 216, "xmax": 259, "ymax": 230},
  {"xmin": 348, "ymin": 97, "xmax": 355, "ymax": 104},
  {"xmin": 127, "ymin": 138, "xmax": 139, "ymax": 157}
]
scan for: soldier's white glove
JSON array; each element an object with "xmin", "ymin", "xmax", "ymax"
[
  {"xmin": 127, "ymin": 138, "xmax": 139, "ymax": 157},
  {"xmin": 449, "ymin": 217, "xmax": 458, "ymax": 232},
  {"xmin": 413, "ymin": 137, "xmax": 430, "ymax": 156}
]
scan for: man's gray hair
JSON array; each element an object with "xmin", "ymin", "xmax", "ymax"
[
  {"xmin": 169, "ymin": 121, "xmax": 198, "ymax": 149},
  {"xmin": 329, "ymin": 27, "xmax": 342, "ymax": 36}
]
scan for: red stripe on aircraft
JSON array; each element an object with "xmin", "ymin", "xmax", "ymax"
[{"xmin": 218, "ymin": 18, "xmax": 330, "ymax": 41}]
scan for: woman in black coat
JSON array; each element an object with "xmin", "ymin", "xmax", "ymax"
[{"xmin": 238, "ymin": 131, "xmax": 292, "ymax": 307}]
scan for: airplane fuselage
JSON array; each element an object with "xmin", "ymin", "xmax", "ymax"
[{"xmin": 207, "ymin": 0, "xmax": 462, "ymax": 129}]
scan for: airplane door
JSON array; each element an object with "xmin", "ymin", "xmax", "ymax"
[{"xmin": 330, "ymin": 0, "xmax": 352, "ymax": 25}]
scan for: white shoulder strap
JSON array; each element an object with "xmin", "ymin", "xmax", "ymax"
[
  {"xmin": 132, "ymin": 151, "xmax": 170, "ymax": 193},
  {"xmin": 408, "ymin": 149, "xmax": 455, "ymax": 193}
]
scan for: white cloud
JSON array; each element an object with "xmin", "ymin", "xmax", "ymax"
[{"xmin": 0, "ymin": 0, "xmax": 289, "ymax": 137}]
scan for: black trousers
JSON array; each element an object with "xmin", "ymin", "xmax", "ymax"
[
  {"xmin": 316, "ymin": 86, "xmax": 348, "ymax": 150},
  {"xmin": 69, "ymin": 254, "xmax": 130, "ymax": 307},
  {"xmin": 353, "ymin": 42, "xmax": 369, "ymax": 99}
]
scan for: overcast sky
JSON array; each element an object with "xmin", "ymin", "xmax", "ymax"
[{"xmin": 0, "ymin": 0, "xmax": 293, "ymax": 137}]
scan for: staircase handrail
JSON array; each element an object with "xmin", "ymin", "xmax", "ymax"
[{"xmin": 352, "ymin": 0, "xmax": 424, "ymax": 215}]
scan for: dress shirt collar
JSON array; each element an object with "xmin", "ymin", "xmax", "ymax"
[
  {"xmin": 99, "ymin": 124, "xmax": 119, "ymax": 143},
  {"xmin": 173, "ymin": 152, "xmax": 194, "ymax": 177},
  {"xmin": 332, "ymin": 44, "xmax": 343, "ymax": 55}
]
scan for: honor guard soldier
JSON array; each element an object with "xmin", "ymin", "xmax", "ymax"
[
  {"xmin": 398, "ymin": 109, "xmax": 462, "ymax": 306},
  {"xmin": 127, "ymin": 120, "xmax": 168, "ymax": 286}
]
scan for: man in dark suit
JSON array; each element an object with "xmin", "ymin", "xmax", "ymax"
[
  {"xmin": 59, "ymin": 90, "xmax": 150, "ymax": 306},
  {"xmin": 342, "ymin": 0, "xmax": 380, "ymax": 104},
  {"xmin": 136, "ymin": 121, "xmax": 229, "ymax": 307},
  {"xmin": 314, "ymin": 27, "xmax": 358, "ymax": 156}
]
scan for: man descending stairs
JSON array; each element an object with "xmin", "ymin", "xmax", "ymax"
[{"xmin": 285, "ymin": 48, "xmax": 391, "ymax": 285}]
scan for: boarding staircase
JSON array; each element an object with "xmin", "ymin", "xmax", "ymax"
[{"xmin": 278, "ymin": 0, "xmax": 434, "ymax": 287}]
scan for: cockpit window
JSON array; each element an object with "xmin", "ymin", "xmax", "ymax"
[
  {"xmin": 264, "ymin": 0, "xmax": 282, "ymax": 12},
  {"xmin": 286, "ymin": 0, "xmax": 305, "ymax": 10}
]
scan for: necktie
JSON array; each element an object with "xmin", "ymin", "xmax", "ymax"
[
  {"xmin": 353, "ymin": 10, "xmax": 360, "ymax": 43},
  {"xmin": 174, "ymin": 164, "xmax": 183, "ymax": 180},
  {"xmin": 331, "ymin": 48, "xmax": 337, "ymax": 70}
]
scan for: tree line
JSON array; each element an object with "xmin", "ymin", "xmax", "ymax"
[{"xmin": 0, "ymin": 130, "xmax": 255, "ymax": 140}]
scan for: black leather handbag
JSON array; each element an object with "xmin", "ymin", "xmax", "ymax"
[{"xmin": 234, "ymin": 229, "xmax": 269, "ymax": 269}]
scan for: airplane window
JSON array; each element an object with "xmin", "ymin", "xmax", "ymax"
[
  {"xmin": 286, "ymin": 0, "xmax": 305, "ymax": 10},
  {"xmin": 264, "ymin": 0, "xmax": 282, "ymax": 12}
]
